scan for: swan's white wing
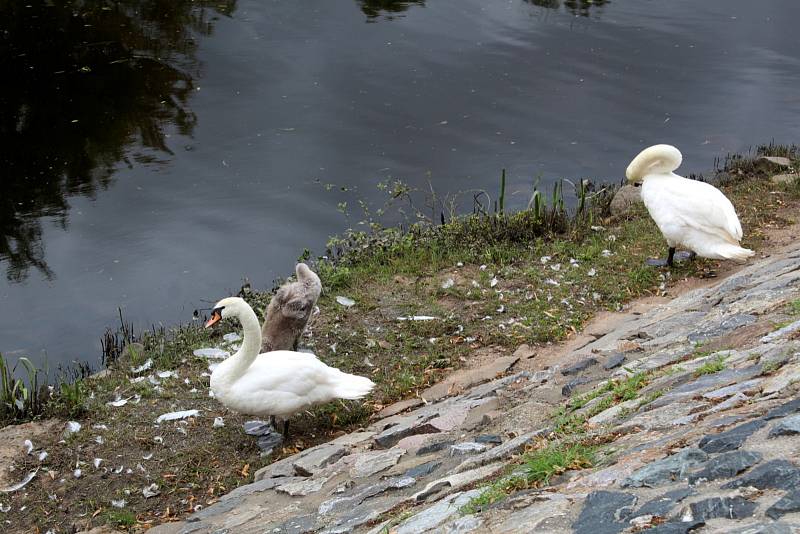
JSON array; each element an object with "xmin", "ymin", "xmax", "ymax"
[{"xmin": 648, "ymin": 175, "xmax": 743, "ymax": 243}]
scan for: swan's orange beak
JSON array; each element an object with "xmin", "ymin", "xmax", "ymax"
[{"xmin": 204, "ymin": 310, "xmax": 222, "ymax": 329}]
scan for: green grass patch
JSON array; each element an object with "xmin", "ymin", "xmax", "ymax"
[
  {"xmin": 461, "ymin": 441, "xmax": 596, "ymax": 514},
  {"xmin": 694, "ymin": 355, "xmax": 727, "ymax": 377}
]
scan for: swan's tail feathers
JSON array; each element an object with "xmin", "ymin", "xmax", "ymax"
[
  {"xmin": 715, "ymin": 244, "xmax": 756, "ymax": 263},
  {"xmin": 334, "ymin": 374, "xmax": 376, "ymax": 400},
  {"xmin": 626, "ymin": 144, "xmax": 683, "ymax": 183}
]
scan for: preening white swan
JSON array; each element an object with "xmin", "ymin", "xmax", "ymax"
[
  {"xmin": 205, "ymin": 297, "xmax": 375, "ymax": 435},
  {"xmin": 626, "ymin": 144, "xmax": 755, "ymax": 266}
]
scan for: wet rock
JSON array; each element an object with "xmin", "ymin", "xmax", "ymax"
[
  {"xmin": 622, "ymin": 448, "xmax": 707, "ymax": 488},
  {"xmin": 687, "ymin": 496, "xmax": 757, "ymax": 521},
  {"xmin": 634, "ymin": 488, "xmax": 694, "ymax": 518},
  {"xmin": 722, "ymin": 459, "xmax": 800, "ymax": 490},
  {"xmin": 603, "ymin": 352, "xmax": 626, "ymax": 370},
  {"xmin": 350, "ymin": 448, "xmax": 406, "ymax": 478},
  {"xmin": 766, "ymin": 489, "xmax": 800, "ymax": 519},
  {"xmin": 404, "ymin": 460, "xmax": 441, "ymax": 479},
  {"xmin": 768, "ymin": 414, "xmax": 800, "ymax": 437},
  {"xmin": 450, "ymin": 442, "xmax": 487, "ymax": 456},
  {"xmin": 562, "ymin": 377, "xmax": 591, "ymax": 397},
  {"xmin": 318, "ymin": 477, "xmax": 415, "ymax": 517},
  {"xmin": 573, "ymin": 490, "xmax": 637, "ymax": 534},
  {"xmin": 764, "ymin": 398, "xmax": 800, "ymax": 420},
  {"xmin": 561, "ymin": 358, "xmax": 599, "ymax": 376},
  {"xmin": 293, "ymin": 443, "xmax": 348, "ymax": 476},
  {"xmin": 688, "ymin": 450, "xmax": 761, "ymax": 484},
  {"xmin": 474, "ymin": 434, "xmax": 502, "ymax": 444},
  {"xmin": 395, "ymin": 489, "xmax": 483, "ymax": 534},
  {"xmin": 698, "ymin": 418, "xmax": 767, "ymax": 453},
  {"xmin": 609, "ymin": 184, "xmax": 642, "ymax": 215}
]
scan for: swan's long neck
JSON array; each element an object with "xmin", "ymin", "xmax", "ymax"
[
  {"xmin": 626, "ymin": 144, "xmax": 682, "ymax": 182},
  {"xmin": 221, "ymin": 305, "xmax": 263, "ymax": 382}
]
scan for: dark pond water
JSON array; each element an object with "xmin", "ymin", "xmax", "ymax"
[{"xmin": 2, "ymin": 0, "xmax": 800, "ymax": 372}]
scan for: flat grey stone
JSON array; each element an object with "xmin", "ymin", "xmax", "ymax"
[
  {"xmin": 622, "ymin": 448, "xmax": 708, "ymax": 488},
  {"xmin": 395, "ymin": 489, "xmax": 482, "ymax": 534},
  {"xmin": 474, "ymin": 434, "xmax": 502, "ymax": 444},
  {"xmin": 454, "ymin": 428, "xmax": 548, "ymax": 473},
  {"xmin": 373, "ymin": 415, "xmax": 441, "ymax": 449},
  {"xmin": 687, "ymin": 314, "xmax": 756, "ymax": 343},
  {"xmin": 761, "ymin": 318, "xmax": 800, "ymax": 343},
  {"xmin": 688, "ymin": 496, "xmax": 757, "ymax": 520},
  {"xmin": 768, "ymin": 414, "xmax": 800, "ymax": 438},
  {"xmin": 318, "ymin": 476, "xmax": 415, "ymax": 516},
  {"xmin": 442, "ymin": 514, "xmax": 483, "ymax": 533},
  {"xmin": 350, "ymin": 448, "xmax": 406, "ymax": 478},
  {"xmin": 573, "ymin": 490, "xmax": 637, "ymax": 534},
  {"xmin": 561, "ymin": 357, "xmax": 599, "ymax": 376},
  {"xmin": 450, "ymin": 442, "xmax": 487, "ymax": 456},
  {"xmin": 293, "ymin": 443, "xmax": 348, "ymax": 476},
  {"xmin": 722, "ymin": 460, "xmax": 800, "ymax": 491},
  {"xmin": 766, "ymin": 489, "xmax": 800, "ymax": 520},
  {"xmin": 764, "ymin": 398, "xmax": 800, "ymax": 420},
  {"xmin": 404, "ymin": 460, "xmax": 442, "ymax": 479},
  {"xmin": 727, "ymin": 523, "xmax": 798, "ymax": 534},
  {"xmin": 562, "ymin": 377, "xmax": 591, "ymax": 396},
  {"xmin": 698, "ymin": 419, "xmax": 767, "ymax": 453},
  {"xmin": 634, "ymin": 488, "xmax": 694, "ymax": 518},
  {"xmin": 603, "ymin": 352, "xmax": 626, "ymax": 370},
  {"xmin": 688, "ymin": 450, "xmax": 762, "ymax": 484},
  {"xmin": 277, "ymin": 476, "xmax": 328, "ymax": 496},
  {"xmin": 702, "ymin": 378, "xmax": 763, "ymax": 400},
  {"xmin": 417, "ymin": 439, "xmax": 455, "ymax": 456}
]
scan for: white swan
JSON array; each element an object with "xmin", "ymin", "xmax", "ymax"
[
  {"xmin": 626, "ymin": 144, "xmax": 755, "ymax": 266},
  {"xmin": 205, "ymin": 297, "xmax": 375, "ymax": 435}
]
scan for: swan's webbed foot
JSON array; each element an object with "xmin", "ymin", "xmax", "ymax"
[{"xmin": 673, "ymin": 250, "xmax": 696, "ymax": 263}]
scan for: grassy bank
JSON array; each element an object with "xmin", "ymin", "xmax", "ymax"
[{"xmin": 1, "ymin": 145, "xmax": 798, "ymax": 533}]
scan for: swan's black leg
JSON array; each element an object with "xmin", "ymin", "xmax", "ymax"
[
  {"xmin": 645, "ymin": 247, "xmax": 675, "ymax": 267},
  {"xmin": 269, "ymin": 415, "xmax": 277, "ymax": 430},
  {"xmin": 283, "ymin": 419, "xmax": 290, "ymax": 438}
]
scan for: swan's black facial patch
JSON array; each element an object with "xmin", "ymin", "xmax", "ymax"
[{"xmin": 212, "ymin": 306, "xmax": 225, "ymax": 316}]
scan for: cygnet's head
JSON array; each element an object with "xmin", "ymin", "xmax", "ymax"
[{"xmin": 204, "ymin": 297, "xmax": 249, "ymax": 328}]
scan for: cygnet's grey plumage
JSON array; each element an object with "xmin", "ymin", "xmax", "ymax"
[{"xmin": 260, "ymin": 263, "xmax": 322, "ymax": 352}]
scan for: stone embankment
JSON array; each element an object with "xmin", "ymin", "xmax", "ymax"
[{"xmin": 149, "ymin": 239, "xmax": 800, "ymax": 534}]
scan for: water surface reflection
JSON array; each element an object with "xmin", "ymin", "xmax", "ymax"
[{"xmin": 0, "ymin": 0, "xmax": 235, "ymax": 281}]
